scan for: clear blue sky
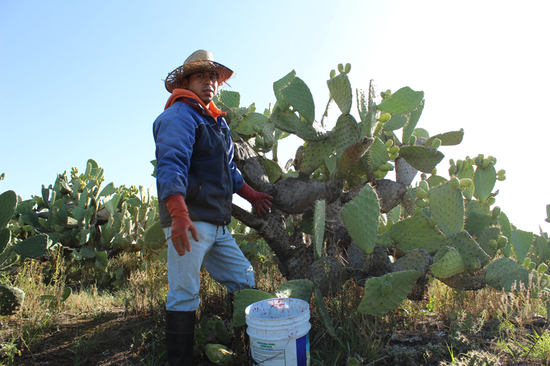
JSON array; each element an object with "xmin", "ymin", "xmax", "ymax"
[{"xmin": 1, "ymin": 0, "xmax": 549, "ymax": 233}]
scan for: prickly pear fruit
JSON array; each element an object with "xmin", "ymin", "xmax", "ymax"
[
  {"xmin": 488, "ymin": 239, "xmax": 498, "ymax": 251},
  {"xmin": 497, "ymin": 236, "xmax": 508, "ymax": 248},
  {"xmin": 330, "ymin": 69, "xmax": 336, "ymax": 79},
  {"xmin": 344, "ymin": 63, "xmax": 351, "ymax": 74},
  {"xmin": 416, "ymin": 187, "xmax": 428, "ymax": 200},
  {"xmin": 491, "ymin": 206, "xmax": 501, "ymax": 219},
  {"xmin": 338, "ymin": 63, "xmax": 344, "ymax": 73},
  {"xmin": 415, "ymin": 198, "xmax": 429, "ymax": 208},
  {"xmin": 459, "ymin": 178, "xmax": 473, "ymax": 189},
  {"xmin": 385, "ymin": 140, "xmax": 394, "ymax": 148},
  {"xmin": 497, "ymin": 169, "xmax": 506, "ymax": 176},
  {"xmin": 409, "ymin": 135, "xmax": 417, "ymax": 146},
  {"xmin": 523, "ymin": 258, "xmax": 532, "ymax": 269},
  {"xmin": 431, "ymin": 138, "xmax": 441, "ymax": 149},
  {"xmin": 538, "ymin": 263, "xmax": 548, "ymax": 274},
  {"xmin": 379, "ymin": 113, "xmax": 391, "ymax": 123},
  {"xmin": 418, "ymin": 180, "xmax": 429, "ymax": 192},
  {"xmin": 389, "ymin": 145, "xmax": 400, "ymax": 154},
  {"xmin": 450, "ymin": 177, "xmax": 460, "ymax": 190},
  {"xmin": 204, "ymin": 343, "xmax": 235, "ymax": 365}
]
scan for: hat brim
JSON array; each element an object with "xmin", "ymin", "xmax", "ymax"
[{"xmin": 164, "ymin": 60, "xmax": 233, "ymax": 93}]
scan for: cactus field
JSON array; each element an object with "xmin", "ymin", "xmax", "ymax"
[{"xmin": 2, "ymin": 66, "xmax": 550, "ymax": 365}]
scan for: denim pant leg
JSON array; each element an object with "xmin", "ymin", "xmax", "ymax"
[
  {"xmin": 202, "ymin": 226, "xmax": 255, "ymax": 294},
  {"xmin": 164, "ymin": 223, "xmax": 217, "ymax": 312}
]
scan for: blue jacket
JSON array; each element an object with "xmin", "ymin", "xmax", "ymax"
[{"xmin": 153, "ymin": 99, "xmax": 244, "ymax": 228}]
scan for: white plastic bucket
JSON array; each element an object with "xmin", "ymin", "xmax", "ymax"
[{"xmin": 245, "ymin": 297, "xmax": 311, "ymax": 366}]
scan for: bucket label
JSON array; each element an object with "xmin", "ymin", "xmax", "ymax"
[{"xmin": 250, "ymin": 332, "xmax": 310, "ymax": 365}]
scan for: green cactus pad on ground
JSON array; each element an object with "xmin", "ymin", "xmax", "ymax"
[
  {"xmin": 327, "ymin": 73, "xmax": 353, "ymax": 115},
  {"xmin": 232, "ymin": 289, "xmax": 274, "ymax": 328},
  {"xmin": 486, "ymin": 257, "xmax": 532, "ymax": 292},
  {"xmin": 428, "ymin": 180, "xmax": 465, "ymax": 237},
  {"xmin": 340, "ymin": 184, "xmax": 380, "ymax": 255},
  {"xmin": 275, "ymin": 279, "xmax": 315, "ymax": 303},
  {"xmin": 204, "ymin": 343, "xmax": 235, "ymax": 365},
  {"xmin": 398, "ymin": 145, "xmax": 444, "ymax": 173},
  {"xmin": 377, "ymin": 215, "xmax": 446, "ymax": 254},
  {"xmin": 446, "ymin": 231, "xmax": 491, "ymax": 273},
  {"xmin": 358, "ymin": 270, "xmax": 422, "ymax": 316},
  {"xmin": 429, "ymin": 247, "xmax": 466, "ymax": 278}
]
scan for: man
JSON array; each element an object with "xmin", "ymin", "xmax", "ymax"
[{"xmin": 153, "ymin": 50, "xmax": 272, "ymax": 365}]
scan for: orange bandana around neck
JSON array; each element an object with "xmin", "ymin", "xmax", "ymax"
[{"xmin": 164, "ymin": 89, "xmax": 225, "ymax": 119}]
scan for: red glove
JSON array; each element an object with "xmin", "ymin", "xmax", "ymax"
[
  {"xmin": 237, "ymin": 183, "xmax": 273, "ymax": 217},
  {"xmin": 166, "ymin": 195, "xmax": 199, "ymax": 256}
]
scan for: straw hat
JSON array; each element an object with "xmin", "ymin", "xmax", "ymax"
[{"xmin": 164, "ymin": 50, "xmax": 234, "ymax": 93}]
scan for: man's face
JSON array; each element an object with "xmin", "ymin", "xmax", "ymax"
[{"xmin": 182, "ymin": 71, "xmax": 219, "ymax": 104}]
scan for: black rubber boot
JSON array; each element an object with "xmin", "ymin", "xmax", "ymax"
[{"xmin": 166, "ymin": 310, "xmax": 195, "ymax": 366}]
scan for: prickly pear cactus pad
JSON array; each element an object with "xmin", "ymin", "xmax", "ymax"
[
  {"xmin": 511, "ymin": 228, "xmax": 534, "ymax": 264},
  {"xmin": 340, "ymin": 184, "xmax": 380, "ymax": 255},
  {"xmin": 391, "ymin": 249, "xmax": 432, "ymax": 275},
  {"xmin": 398, "ymin": 145, "xmax": 444, "ymax": 173},
  {"xmin": 0, "ymin": 191, "xmax": 17, "ymax": 229},
  {"xmin": 429, "ymin": 247, "xmax": 466, "ymax": 278},
  {"xmin": 334, "ymin": 114, "xmax": 359, "ymax": 157},
  {"xmin": 464, "ymin": 211, "xmax": 498, "ymax": 238},
  {"xmin": 314, "ymin": 200, "xmax": 326, "ymax": 259},
  {"xmin": 428, "ymin": 179, "xmax": 465, "ymax": 237},
  {"xmin": 12, "ymin": 234, "xmax": 49, "ymax": 259},
  {"xmin": 0, "ymin": 284, "xmax": 25, "ymax": 316},
  {"xmin": 280, "ymin": 76, "xmax": 315, "ymax": 124},
  {"xmin": 425, "ymin": 129, "xmax": 464, "ymax": 146},
  {"xmin": 336, "ymin": 138, "xmax": 373, "ymax": 180},
  {"xmin": 300, "ymin": 138, "xmax": 335, "ymax": 177},
  {"xmin": 363, "ymin": 137, "xmax": 390, "ymax": 171},
  {"xmin": 377, "ymin": 87, "xmax": 424, "ymax": 115},
  {"xmin": 477, "ymin": 226, "xmax": 502, "ymax": 258},
  {"xmin": 232, "ymin": 289, "xmax": 274, "ymax": 327},
  {"xmin": 486, "ymin": 257, "xmax": 531, "ymax": 292},
  {"xmin": 377, "ymin": 215, "xmax": 446, "ymax": 254},
  {"xmin": 474, "ymin": 164, "xmax": 497, "ymax": 202},
  {"xmin": 204, "ymin": 343, "xmax": 235, "ymax": 366},
  {"xmin": 373, "ymin": 179, "xmax": 407, "ymax": 213},
  {"xmin": 358, "ymin": 270, "xmax": 422, "ymax": 316},
  {"xmin": 275, "ymin": 279, "xmax": 315, "ymax": 303},
  {"xmin": 446, "ymin": 231, "xmax": 490, "ymax": 273},
  {"xmin": 314, "ymin": 287, "xmax": 338, "ymax": 338},
  {"xmin": 395, "ymin": 157, "xmax": 418, "ymax": 187},
  {"xmin": 327, "ymin": 72, "xmax": 352, "ymax": 115}
]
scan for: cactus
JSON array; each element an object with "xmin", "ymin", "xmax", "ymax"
[
  {"xmin": 377, "ymin": 87, "xmax": 424, "ymax": 115},
  {"xmin": 358, "ymin": 270, "xmax": 422, "ymax": 316},
  {"xmin": 377, "ymin": 215, "xmax": 446, "ymax": 254},
  {"xmin": 510, "ymin": 228, "xmax": 534, "ymax": 264},
  {"xmin": 429, "ymin": 247, "xmax": 466, "ymax": 279},
  {"xmin": 0, "ymin": 284, "xmax": 25, "ymax": 316},
  {"xmin": 391, "ymin": 249, "xmax": 432, "ymax": 275},
  {"xmin": 327, "ymin": 72, "xmax": 353, "ymax": 114},
  {"xmin": 398, "ymin": 145, "xmax": 444, "ymax": 173},
  {"xmin": 232, "ymin": 289, "xmax": 274, "ymax": 327},
  {"xmin": 335, "ymin": 138, "xmax": 374, "ymax": 179},
  {"xmin": 395, "ymin": 157, "xmax": 418, "ymax": 186},
  {"xmin": 204, "ymin": 343, "xmax": 235, "ymax": 365},
  {"xmin": 300, "ymin": 139, "xmax": 335, "ymax": 177},
  {"xmin": 313, "ymin": 200, "xmax": 326, "ymax": 259},
  {"xmin": 427, "ymin": 179, "xmax": 465, "ymax": 237},
  {"xmin": 486, "ymin": 257, "xmax": 531, "ymax": 291},
  {"xmin": 275, "ymin": 279, "xmax": 315, "ymax": 303},
  {"xmin": 474, "ymin": 163, "xmax": 497, "ymax": 202},
  {"xmin": 446, "ymin": 231, "xmax": 490, "ymax": 273},
  {"xmin": 340, "ymin": 184, "xmax": 380, "ymax": 255}
]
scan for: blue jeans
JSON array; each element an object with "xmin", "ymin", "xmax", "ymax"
[{"xmin": 164, "ymin": 222, "xmax": 255, "ymax": 311}]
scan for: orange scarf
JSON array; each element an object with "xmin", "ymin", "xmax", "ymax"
[{"xmin": 164, "ymin": 88, "xmax": 225, "ymax": 119}]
